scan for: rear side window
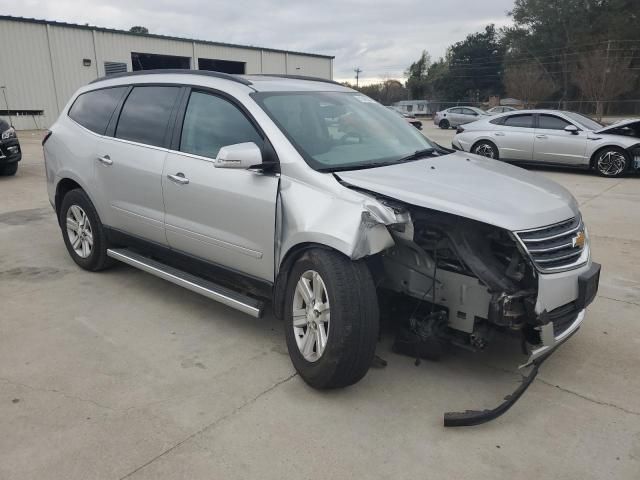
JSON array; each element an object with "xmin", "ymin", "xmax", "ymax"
[
  {"xmin": 538, "ymin": 114, "xmax": 572, "ymax": 130},
  {"xmin": 503, "ymin": 114, "xmax": 534, "ymax": 128},
  {"xmin": 115, "ymin": 86, "xmax": 180, "ymax": 147},
  {"xmin": 68, "ymin": 87, "xmax": 127, "ymax": 135},
  {"xmin": 179, "ymin": 91, "xmax": 262, "ymax": 159}
]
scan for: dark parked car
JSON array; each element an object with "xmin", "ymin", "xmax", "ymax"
[{"xmin": 0, "ymin": 119, "xmax": 21, "ymax": 176}]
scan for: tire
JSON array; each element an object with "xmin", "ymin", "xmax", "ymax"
[
  {"xmin": 283, "ymin": 249, "xmax": 379, "ymax": 389},
  {"xmin": 439, "ymin": 119, "xmax": 450, "ymax": 129},
  {"xmin": 59, "ymin": 188, "xmax": 113, "ymax": 271},
  {"xmin": 593, "ymin": 147, "xmax": 629, "ymax": 177},
  {"xmin": 0, "ymin": 163, "xmax": 18, "ymax": 176},
  {"xmin": 472, "ymin": 140, "xmax": 499, "ymax": 159}
]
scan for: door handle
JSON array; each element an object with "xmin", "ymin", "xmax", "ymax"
[
  {"xmin": 167, "ymin": 173, "xmax": 189, "ymax": 185},
  {"xmin": 536, "ymin": 134, "xmax": 548, "ymax": 139},
  {"xmin": 494, "ymin": 132, "xmax": 505, "ymax": 136},
  {"xmin": 97, "ymin": 155, "xmax": 113, "ymax": 166}
]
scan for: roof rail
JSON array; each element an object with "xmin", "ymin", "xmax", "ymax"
[
  {"xmin": 90, "ymin": 69, "xmax": 253, "ymax": 86},
  {"xmin": 251, "ymin": 74, "xmax": 342, "ymax": 86}
]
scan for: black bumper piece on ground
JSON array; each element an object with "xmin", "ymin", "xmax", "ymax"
[{"xmin": 443, "ymin": 352, "xmax": 551, "ymax": 427}]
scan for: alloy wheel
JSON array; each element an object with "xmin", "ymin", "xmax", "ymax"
[
  {"xmin": 66, "ymin": 205, "xmax": 93, "ymax": 258},
  {"xmin": 292, "ymin": 270, "xmax": 330, "ymax": 362},
  {"xmin": 597, "ymin": 150, "xmax": 626, "ymax": 176},
  {"xmin": 474, "ymin": 143, "xmax": 496, "ymax": 158}
]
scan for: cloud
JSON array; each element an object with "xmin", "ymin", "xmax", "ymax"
[{"xmin": 1, "ymin": 0, "xmax": 514, "ymax": 82}]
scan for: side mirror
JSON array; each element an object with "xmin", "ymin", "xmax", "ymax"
[
  {"xmin": 215, "ymin": 142, "xmax": 262, "ymax": 169},
  {"xmin": 564, "ymin": 125, "xmax": 579, "ymax": 135}
]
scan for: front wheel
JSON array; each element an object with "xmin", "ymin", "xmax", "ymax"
[
  {"xmin": 0, "ymin": 163, "xmax": 18, "ymax": 176},
  {"xmin": 594, "ymin": 148, "xmax": 629, "ymax": 177},
  {"xmin": 283, "ymin": 249, "xmax": 379, "ymax": 389}
]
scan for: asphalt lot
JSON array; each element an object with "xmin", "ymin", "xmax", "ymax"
[{"xmin": 1, "ymin": 124, "xmax": 639, "ymax": 479}]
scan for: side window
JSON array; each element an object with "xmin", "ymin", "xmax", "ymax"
[
  {"xmin": 462, "ymin": 108, "xmax": 477, "ymax": 116},
  {"xmin": 503, "ymin": 114, "xmax": 534, "ymax": 128},
  {"xmin": 538, "ymin": 114, "xmax": 572, "ymax": 130},
  {"xmin": 68, "ymin": 87, "xmax": 128, "ymax": 134},
  {"xmin": 115, "ymin": 86, "xmax": 180, "ymax": 147},
  {"xmin": 180, "ymin": 91, "xmax": 262, "ymax": 159}
]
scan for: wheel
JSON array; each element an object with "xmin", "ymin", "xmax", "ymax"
[
  {"xmin": 472, "ymin": 141, "xmax": 499, "ymax": 159},
  {"xmin": 59, "ymin": 189, "xmax": 113, "ymax": 271},
  {"xmin": 0, "ymin": 163, "xmax": 18, "ymax": 176},
  {"xmin": 594, "ymin": 147, "xmax": 629, "ymax": 177},
  {"xmin": 439, "ymin": 119, "xmax": 450, "ymax": 129},
  {"xmin": 283, "ymin": 249, "xmax": 379, "ymax": 389}
]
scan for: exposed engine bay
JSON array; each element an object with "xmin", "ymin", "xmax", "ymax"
[{"xmin": 371, "ymin": 203, "xmax": 542, "ymax": 355}]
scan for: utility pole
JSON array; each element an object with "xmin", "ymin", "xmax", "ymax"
[
  {"xmin": 354, "ymin": 67, "xmax": 362, "ymax": 88},
  {"xmin": 0, "ymin": 86, "xmax": 12, "ymax": 126}
]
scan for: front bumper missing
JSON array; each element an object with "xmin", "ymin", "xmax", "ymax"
[{"xmin": 443, "ymin": 308, "xmax": 585, "ymax": 427}]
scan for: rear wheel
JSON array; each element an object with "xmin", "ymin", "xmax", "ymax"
[
  {"xmin": 0, "ymin": 163, "xmax": 18, "ymax": 176},
  {"xmin": 439, "ymin": 119, "xmax": 450, "ymax": 129},
  {"xmin": 60, "ymin": 189, "xmax": 113, "ymax": 271},
  {"xmin": 594, "ymin": 147, "xmax": 629, "ymax": 177},
  {"xmin": 283, "ymin": 249, "xmax": 379, "ymax": 389},
  {"xmin": 472, "ymin": 141, "xmax": 499, "ymax": 159}
]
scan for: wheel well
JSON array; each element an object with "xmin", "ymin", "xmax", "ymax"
[
  {"xmin": 589, "ymin": 145, "xmax": 629, "ymax": 169},
  {"xmin": 55, "ymin": 178, "xmax": 82, "ymax": 217},
  {"xmin": 273, "ymin": 243, "xmax": 348, "ymax": 320}
]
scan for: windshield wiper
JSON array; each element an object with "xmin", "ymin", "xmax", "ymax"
[{"xmin": 395, "ymin": 148, "xmax": 438, "ymax": 163}]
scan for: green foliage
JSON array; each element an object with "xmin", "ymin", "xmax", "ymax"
[
  {"xmin": 405, "ymin": 0, "xmax": 640, "ymax": 102},
  {"xmin": 341, "ymin": 80, "xmax": 408, "ymax": 105},
  {"xmin": 129, "ymin": 26, "xmax": 149, "ymax": 34}
]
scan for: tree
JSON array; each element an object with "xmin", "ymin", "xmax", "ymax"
[
  {"xmin": 129, "ymin": 26, "xmax": 149, "ymax": 34},
  {"xmin": 405, "ymin": 51, "xmax": 430, "ymax": 99},
  {"xmin": 504, "ymin": 63, "xmax": 556, "ymax": 107},
  {"xmin": 573, "ymin": 50, "xmax": 637, "ymax": 119}
]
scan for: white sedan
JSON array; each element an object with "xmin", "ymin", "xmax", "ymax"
[{"xmin": 452, "ymin": 110, "xmax": 640, "ymax": 177}]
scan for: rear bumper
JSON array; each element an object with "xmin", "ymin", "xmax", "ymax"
[{"xmin": 0, "ymin": 138, "xmax": 22, "ymax": 164}]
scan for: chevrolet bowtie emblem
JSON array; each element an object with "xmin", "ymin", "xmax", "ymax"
[{"xmin": 572, "ymin": 231, "xmax": 586, "ymax": 248}]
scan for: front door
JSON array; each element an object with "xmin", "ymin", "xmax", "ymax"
[
  {"xmin": 162, "ymin": 89, "xmax": 279, "ymax": 281},
  {"xmin": 94, "ymin": 85, "xmax": 181, "ymax": 245},
  {"xmin": 533, "ymin": 114, "xmax": 588, "ymax": 165}
]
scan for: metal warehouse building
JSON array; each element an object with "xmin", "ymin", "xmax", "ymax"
[{"xmin": 0, "ymin": 16, "xmax": 334, "ymax": 130}]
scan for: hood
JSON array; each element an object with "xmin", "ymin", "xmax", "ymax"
[
  {"xmin": 337, "ymin": 152, "xmax": 579, "ymax": 232},
  {"xmin": 594, "ymin": 118, "xmax": 640, "ymax": 134}
]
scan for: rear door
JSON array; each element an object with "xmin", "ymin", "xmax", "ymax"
[
  {"xmin": 94, "ymin": 85, "xmax": 181, "ymax": 245},
  {"xmin": 533, "ymin": 113, "xmax": 588, "ymax": 165},
  {"xmin": 492, "ymin": 113, "xmax": 535, "ymax": 161},
  {"xmin": 162, "ymin": 89, "xmax": 279, "ymax": 281}
]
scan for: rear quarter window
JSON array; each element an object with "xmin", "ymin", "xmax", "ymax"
[{"xmin": 68, "ymin": 87, "xmax": 128, "ymax": 135}]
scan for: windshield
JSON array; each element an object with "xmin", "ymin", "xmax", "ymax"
[
  {"xmin": 564, "ymin": 111, "xmax": 603, "ymax": 130},
  {"xmin": 253, "ymin": 91, "xmax": 442, "ymax": 171}
]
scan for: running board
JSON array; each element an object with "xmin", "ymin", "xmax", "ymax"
[{"xmin": 107, "ymin": 248, "xmax": 264, "ymax": 318}]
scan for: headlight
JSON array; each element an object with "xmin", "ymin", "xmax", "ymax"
[{"xmin": 1, "ymin": 127, "xmax": 16, "ymax": 140}]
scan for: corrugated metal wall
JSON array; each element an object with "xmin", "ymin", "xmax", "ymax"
[{"xmin": 0, "ymin": 18, "xmax": 333, "ymax": 130}]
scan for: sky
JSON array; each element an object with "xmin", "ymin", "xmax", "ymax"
[{"xmin": 0, "ymin": 0, "xmax": 514, "ymax": 84}]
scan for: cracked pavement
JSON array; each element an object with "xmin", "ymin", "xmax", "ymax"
[{"xmin": 1, "ymin": 127, "xmax": 639, "ymax": 479}]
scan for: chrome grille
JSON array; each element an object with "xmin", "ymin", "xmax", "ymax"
[{"xmin": 515, "ymin": 216, "xmax": 588, "ymax": 272}]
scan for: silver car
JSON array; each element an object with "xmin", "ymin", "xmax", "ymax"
[
  {"xmin": 433, "ymin": 106, "xmax": 489, "ymax": 129},
  {"xmin": 44, "ymin": 72, "xmax": 599, "ymax": 424},
  {"xmin": 453, "ymin": 109, "xmax": 640, "ymax": 177}
]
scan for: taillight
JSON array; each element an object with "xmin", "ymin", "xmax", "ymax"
[{"xmin": 42, "ymin": 130, "xmax": 52, "ymax": 146}]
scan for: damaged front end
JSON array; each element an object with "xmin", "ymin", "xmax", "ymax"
[{"xmin": 349, "ymin": 195, "xmax": 600, "ymax": 426}]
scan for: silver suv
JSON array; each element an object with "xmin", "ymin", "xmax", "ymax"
[{"xmin": 44, "ymin": 71, "xmax": 600, "ymax": 422}]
